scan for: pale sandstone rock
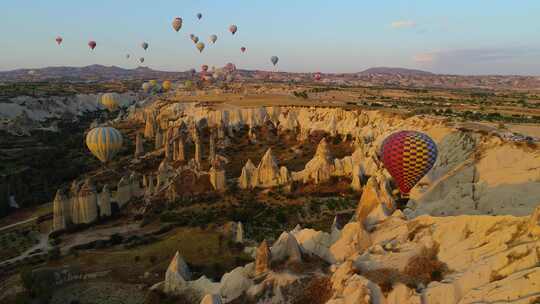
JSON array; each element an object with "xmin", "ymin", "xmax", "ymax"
[
  {"xmin": 52, "ymin": 189, "xmax": 69, "ymax": 231},
  {"xmin": 271, "ymin": 232, "xmax": 302, "ymax": 263},
  {"xmin": 155, "ymin": 129, "xmax": 163, "ymax": 149},
  {"xmin": 255, "ymin": 240, "xmax": 271, "ymax": 275},
  {"xmin": 330, "ymin": 222, "xmax": 371, "ymax": 263},
  {"xmin": 164, "ymin": 251, "xmax": 192, "ymax": 294},
  {"xmin": 239, "ymin": 159, "xmax": 257, "ymax": 189},
  {"xmin": 257, "ymin": 148, "xmax": 281, "ymax": 187},
  {"xmin": 115, "ymin": 176, "xmax": 132, "ymax": 207},
  {"xmin": 77, "ymin": 179, "xmax": 98, "ymax": 224},
  {"xmin": 98, "ymin": 184, "xmax": 111, "ymax": 217},
  {"xmin": 200, "ymin": 294, "xmax": 223, "ymax": 304},
  {"xmin": 209, "ymin": 165, "xmax": 226, "ymax": 191},
  {"xmin": 135, "ymin": 132, "xmax": 144, "ymax": 157},
  {"xmin": 386, "ymin": 283, "xmax": 421, "ymax": 304},
  {"xmin": 219, "ymin": 265, "xmax": 253, "ymax": 302}
]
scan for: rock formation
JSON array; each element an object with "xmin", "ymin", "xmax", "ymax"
[
  {"xmin": 98, "ymin": 184, "xmax": 111, "ymax": 217},
  {"xmin": 270, "ymin": 232, "xmax": 302, "ymax": 263},
  {"xmin": 52, "ymin": 189, "xmax": 69, "ymax": 231},
  {"xmin": 176, "ymin": 135, "xmax": 186, "ymax": 161},
  {"xmin": 257, "ymin": 148, "xmax": 281, "ymax": 187},
  {"xmin": 235, "ymin": 222, "xmax": 244, "ymax": 244},
  {"xmin": 194, "ymin": 133, "xmax": 203, "ymax": 168},
  {"xmin": 239, "ymin": 159, "xmax": 257, "ymax": 189},
  {"xmin": 135, "ymin": 132, "xmax": 144, "ymax": 157},
  {"xmin": 144, "ymin": 111, "xmax": 156, "ymax": 139},
  {"xmin": 164, "ymin": 251, "xmax": 192, "ymax": 294},
  {"xmin": 77, "ymin": 179, "xmax": 98, "ymax": 224},
  {"xmin": 255, "ymin": 240, "xmax": 271, "ymax": 275},
  {"xmin": 200, "ymin": 294, "xmax": 223, "ymax": 304},
  {"xmin": 115, "ymin": 176, "xmax": 132, "ymax": 207},
  {"xmin": 157, "ymin": 160, "xmax": 174, "ymax": 189},
  {"xmin": 209, "ymin": 132, "xmax": 216, "ymax": 162},
  {"xmin": 294, "ymin": 138, "xmax": 335, "ymax": 184},
  {"xmin": 209, "ymin": 162, "xmax": 226, "ymax": 192},
  {"xmin": 155, "ymin": 129, "xmax": 163, "ymax": 149},
  {"xmin": 355, "ymin": 174, "xmax": 395, "ymax": 227}
]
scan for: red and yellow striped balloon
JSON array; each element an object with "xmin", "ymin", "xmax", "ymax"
[{"xmin": 381, "ymin": 131, "xmax": 438, "ymax": 197}]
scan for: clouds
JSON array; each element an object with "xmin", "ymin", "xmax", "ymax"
[
  {"xmin": 414, "ymin": 47, "xmax": 540, "ymax": 75},
  {"xmin": 391, "ymin": 20, "xmax": 416, "ymax": 29}
]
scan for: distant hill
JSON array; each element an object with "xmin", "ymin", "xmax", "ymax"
[
  {"xmin": 0, "ymin": 65, "xmax": 185, "ymax": 82},
  {"xmin": 359, "ymin": 67, "xmax": 434, "ymax": 76}
]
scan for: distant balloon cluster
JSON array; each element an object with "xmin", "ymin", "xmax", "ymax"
[{"xmin": 54, "ymin": 11, "xmax": 287, "ymax": 75}]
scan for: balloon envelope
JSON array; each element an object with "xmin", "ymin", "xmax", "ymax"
[
  {"xmin": 209, "ymin": 34, "xmax": 217, "ymax": 44},
  {"xmin": 56, "ymin": 36, "xmax": 63, "ymax": 45},
  {"xmin": 381, "ymin": 131, "xmax": 438, "ymax": 196},
  {"xmin": 139, "ymin": 57, "xmax": 145, "ymax": 63},
  {"xmin": 196, "ymin": 13, "xmax": 202, "ymax": 20},
  {"xmin": 270, "ymin": 56, "xmax": 279, "ymax": 66},
  {"xmin": 196, "ymin": 42, "xmax": 205, "ymax": 52},
  {"xmin": 101, "ymin": 93, "xmax": 120, "ymax": 112},
  {"xmin": 162, "ymin": 80, "xmax": 172, "ymax": 91},
  {"xmin": 172, "ymin": 17, "xmax": 183, "ymax": 32},
  {"xmin": 201, "ymin": 65, "xmax": 209, "ymax": 72},
  {"xmin": 141, "ymin": 42, "xmax": 149, "ymax": 50},
  {"xmin": 142, "ymin": 82, "xmax": 151, "ymax": 92},
  {"xmin": 88, "ymin": 41, "xmax": 96, "ymax": 50},
  {"xmin": 240, "ymin": 47, "xmax": 246, "ymax": 53},
  {"xmin": 86, "ymin": 127, "xmax": 123, "ymax": 163},
  {"xmin": 229, "ymin": 25, "xmax": 237, "ymax": 35},
  {"xmin": 192, "ymin": 36, "xmax": 199, "ymax": 43}
]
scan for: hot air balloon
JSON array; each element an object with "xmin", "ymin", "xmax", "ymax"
[
  {"xmin": 126, "ymin": 54, "xmax": 130, "ymax": 59},
  {"xmin": 209, "ymin": 35, "xmax": 217, "ymax": 44},
  {"xmin": 196, "ymin": 42, "xmax": 205, "ymax": 53},
  {"xmin": 141, "ymin": 42, "xmax": 149, "ymax": 51},
  {"xmin": 314, "ymin": 72, "xmax": 322, "ymax": 81},
  {"xmin": 184, "ymin": 80, "xmax": 193, "ymax": 89},
  {"xmin": 149, "ymin": 80, "xmax": 158, "ymax": 86},
  {"xmin": 55, "ymin": 36, "xmax": 63, "ymax": 45},
  {"xmin": 240, "ymin": 47, "xmax": 246, "ymax": 53},
  {"xmin": 86, "ymin": 127, "xmax": 123, "ymax": 163},
  {"xmin": 229, "ymin": 25, "xmax": 237, "ymax": 35},
  {"xmin": 196, "ymin": 13, "xmax": 202, "ymax": 20},
  {"xmin": 139, "ymin": 57, "xmax": 145, "ymax": 63},
  {"xmin": 270, "ymin": 56, "xmax": 279, "ymax": 66},
  {"xmin": 88, "ymin": 41, "xmax": 97, "ymax": 50},
  {"xmin": 380, "ymin": 131, "xmax": 438, "ymax": 198},
  {"xmin": 172, "ymin": 17, "xmax": 183, "ymax": 32},
  {"xmin": 162, "ymin": 80, "xmax": 172, "ymax": 91},
  {"xmin": 142, "ymin": 82, "xmax": 151, "ymax": 93},
  {"xmin": 201, "ymin": 65, "xmax": 209, "ymax": 72},
  {"xmin": 191, "ymin": 36, "xmax": 199, "ymax": 44},
  {"xmin": 189, "ymin": 68, "xmax": 196, "ymax": 76},
  {"xmin": 101, "ymin": 93, "xmax": 121, "ymax": 112}
]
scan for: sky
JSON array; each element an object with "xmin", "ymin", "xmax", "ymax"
[{"xmin": 1, "ymin": 0, "xmax": 539, "ymax": 75}]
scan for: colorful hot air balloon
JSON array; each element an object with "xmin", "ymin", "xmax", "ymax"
[
  {"xmin": 55, "ymin": 36, "xmax": 63, "ymax": 45},
  {"xmin": 101, "ymin": 93, "xmax": 120, "ymax": 112},
  {"xmin": 270, "ymin": 56, "xmax": 279, "ymax": 66},
  {"xmin": 229, "ymin": 24, "xmax": 238, "ymax": 35},
  {"xmin": 192, "ymin": 36, "xmax": 199, "ymax": 44},
  {"xmin": 196, "ymin": 13, "xmax": 202, "ymax": 20},
  {"xmin": 240, "ymin": 47, "xmax": 246, "ymax": 53},
  {"xmin": 139, "ymin": 57, "xmax": 145, "ymax": 63},
  {"xmin": 314, "ymin": 72, "xmax": 322, "ymax": 81},
  {"xmin": 196, "ymin": 42, "xmax": 205, "ymax": 53},
  {"xmin": 201, "ymin": 65, "xmax": 209, "ymax": 72},
  {"xmin": 209, "ymin": 35, "xmax": 217, "ymax": 44},
  {"xmin": 141, "ymin": 42, "xmax": 149, "ymax": 51},
  {"xmin": 86, "ymin": 127, "xmax": 123, "ymax": 163},
  {"xmin": 142, "ymin": 82, "xmax": 151, "ymax": 92},
  {"xmin": 225, "ymin": 63, "xmax": 236, "ymax": 73},
  {"xmin": 149, "ymin": 80, "xmax": 158, "ymax": 86},
  {"xmin": 162, "ymin": 80, "xmax": 172, "ymax": 91},
  {"xmin": 88, "ymin": 41, "xmax": 97, "ymax": 50},
  {"xmin": 380, "ymin": 131, "xmax": 438, "ymax": 197},
  {"xmin": 172, "ymin": 17, "xmax": 183, "ymax": 32}
]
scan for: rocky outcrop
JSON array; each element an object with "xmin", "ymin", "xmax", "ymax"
[
  {"xmin": 176, "ymin": 135, "xmax": 186, "ymax": 162},
  {"xmin": 77, "ymin": 179, "xmax": 98, "ymax": 224},
  {"xmin": 255, "ymin": 240, "xmax": 271, "ymax": 276},
  {"xmin": 235, "ymin": 222, "xmax": 244, "ymax": 243},
  {"xmin": 209, "ymin": 132, "xmax": 216, "ymax": 162},
  {"xmin": 155, "ymin": 129, "xmax": 163, "ymax": 149},
  {"xmin": 329, "ymin": 222, "xmax": 371, "ymax": 263},
  {"xmin": 164, "ymin": 251, "xmax": 192, "ymax": 294},
  {"xmin": 270, "ymin": 232, "xmax": 302, "ymax": 263},
  {"xmin": 355, "ymin": 174, "xmax": 395, "ymax": 227},
  {"xmin": 52, "ymin": 189, "xmax": 69, "ymax": 231},
  {"xmin": 135, "ymin": 132, "xmax": 144, "ymax": 157},
  {"xmin": 200, "ymin": 294, "xmax": 223, "ymax": 304},
  {"xmin": 209, "ymin": 163, "xmax": 226, "ymax": 192},
  {"xmin": 294, "ymin": 138, "xmax": 334, "ymax": 184},
  {"xmin": 157, "ymin": 160, "xmax": 174, "ymax": 189},
  {"xmin": 239, "ymin": 159, "xmax": 257, "ymax": 189},
  {"xmin": 98, "ymin": 184, "xmax": 111, "ymax": 217},
  {"xmin": 115, "ymin": 176, "xmax": 132, "ymax": 207},
  {"xmin": 238, "ymin": 149, "xmax": 291, "ymax": 189},
  {"xmin": 194, "ymin": 133, "xmax": 203, "ymax": 168},
  {"xmin": 528, "ymin": 205, "xmax": 540, "ymax": 236},
  {"xmin": 144, "ymin": 111, "xmax": 157, "ymax": 139}
]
